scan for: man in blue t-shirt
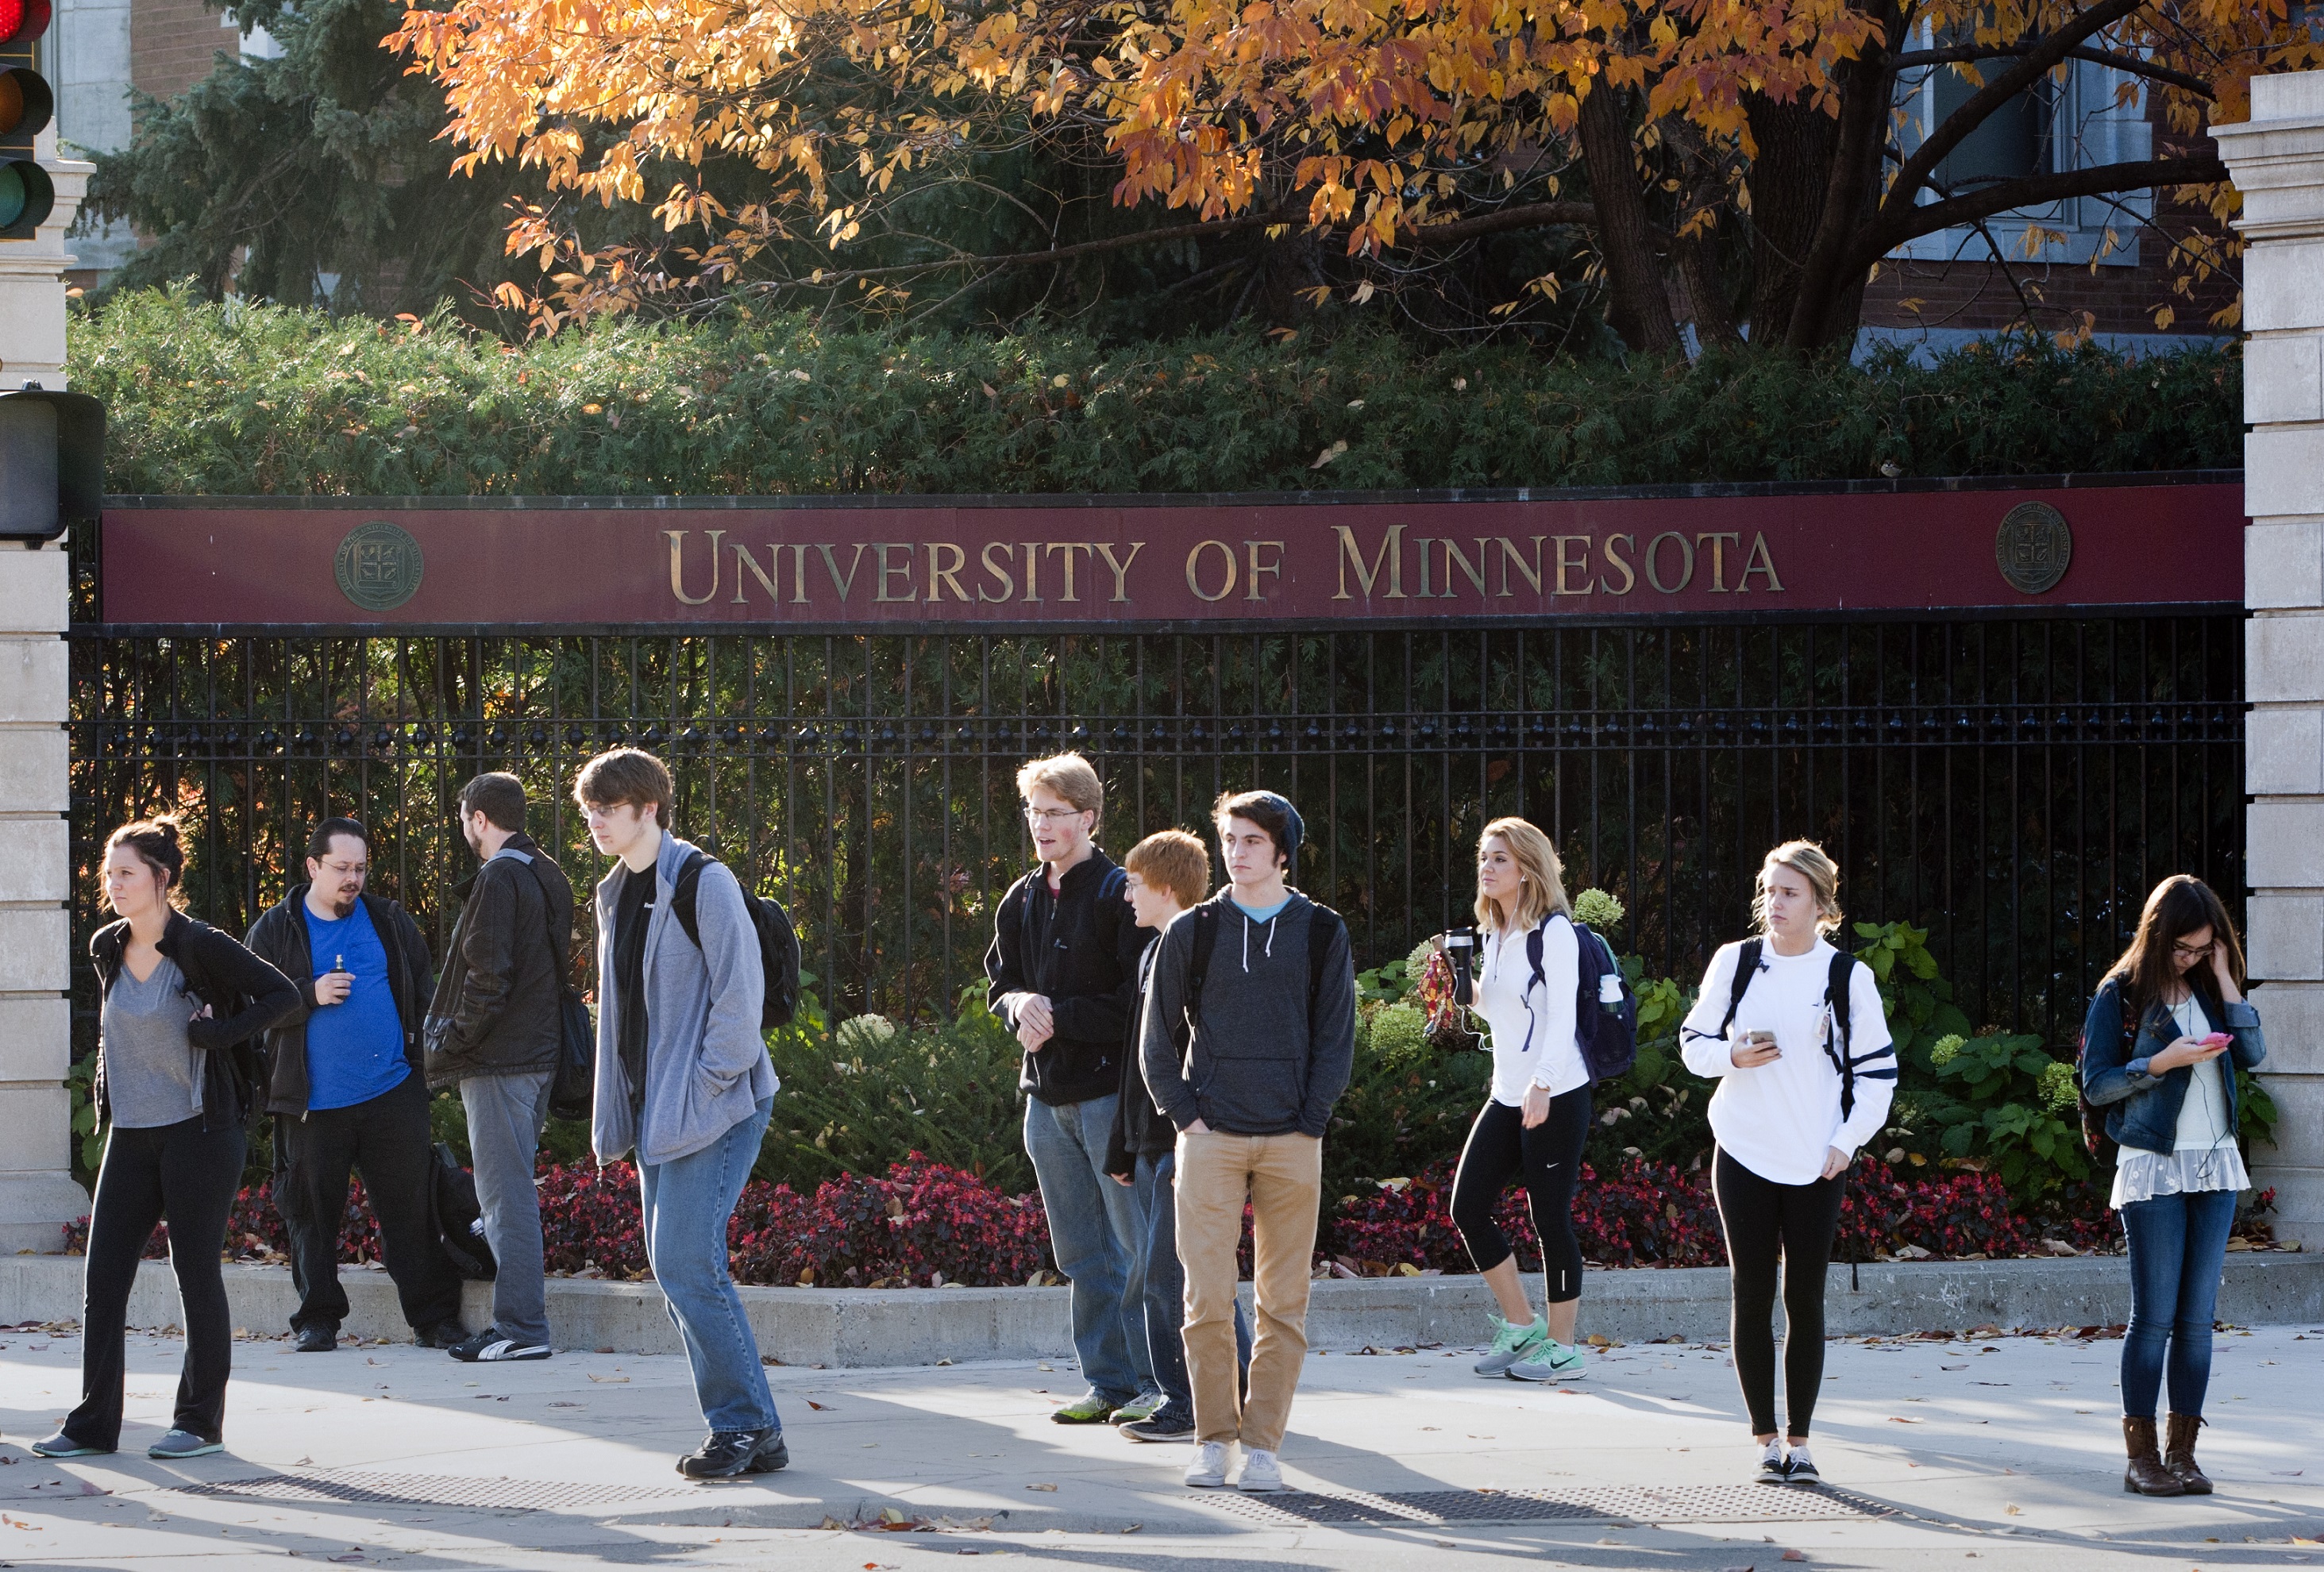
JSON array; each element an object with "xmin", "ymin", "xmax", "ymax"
[{"xmin": 247, "ymin": 818, "xmax": 466, "ymax": 1354}]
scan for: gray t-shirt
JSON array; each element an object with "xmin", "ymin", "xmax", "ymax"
[{"xmin": 101, "ymin": 955, "xmax": 201, "ymax": 1129}]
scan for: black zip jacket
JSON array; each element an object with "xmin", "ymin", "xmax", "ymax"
[
  {"xmin": 90, "ymin": 911, "xmax": 300, "ymax": 1132},
  {"xmin": 244, "ymin": 888, "xmax": 434, "ymax": 1116},
  {"xmin": 1104, "ymin": 934, "xmax": 1169, "ymax": 1177},
  {"xmin": 984, "ymin": 850, "xmax": 1148, "ymax": 1106},
  {"xmin": 424, "ymin": 834, "xmax": 574, "ymax": 1087}
]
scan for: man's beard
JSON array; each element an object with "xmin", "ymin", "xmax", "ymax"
[{"xmin": 330, "ymin": 892, "xmax": 358, "ymax": 919}]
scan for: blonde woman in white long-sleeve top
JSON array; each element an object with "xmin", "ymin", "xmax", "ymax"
[
  {"xmin": 1447, "ymin": 819, "xmax": 1596, "ymax": 1385},
  {"xmin": 1678, "ymin": 839, "xmax": 1894, "ymax": 1488}
]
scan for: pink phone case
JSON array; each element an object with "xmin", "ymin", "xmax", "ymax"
[{"xmin": 2200, "ymin": 1032, "xmax": 2232, "ymax": 1048}]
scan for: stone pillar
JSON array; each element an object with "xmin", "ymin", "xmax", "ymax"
[
  {"xmin": 2216, "ymin": 71, "xmax": 2324, "ymax": 1248},
  {"xmin": 0, "ymin": 113, "xmax": 94, "ymax": 1252}
]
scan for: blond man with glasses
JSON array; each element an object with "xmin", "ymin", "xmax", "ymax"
[{"xmin": 985, "ymin": 754, "xmax": 1158, "ymax": 1424}]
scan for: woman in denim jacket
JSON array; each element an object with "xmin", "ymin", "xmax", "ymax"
[{"xmin": 2079, "ymin": 874, "xmax": 2264, "ymax": 1499}]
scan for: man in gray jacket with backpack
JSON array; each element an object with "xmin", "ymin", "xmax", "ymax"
[
  {"xmin": 576, "ymin": 747, "xmax": 785, "ymax": 1481},
  {"xmin": 425, "ymin": 772, "xmax": 574, "ymax": 1365}
]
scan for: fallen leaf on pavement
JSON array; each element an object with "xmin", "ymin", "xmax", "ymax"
[
  {"xmin": 586, "ymin": 1374, "xmax": 630, "ymax": 1383},
  {"xmin": 807, "ymin": 1400, "xmax": 835, "ymax": 1410},
  {"xmin": 1887, "ymin": 1416, "xmax": 1921, "ymax": 1424},
  {"xmin": 1026, "ymin": 1482, "xmax": 1058, "ymax": 1492}
]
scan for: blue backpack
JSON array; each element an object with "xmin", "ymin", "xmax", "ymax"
[{"xmin": 1523, "ymin": 914, "xmax": 1640, "ymax": 1083}]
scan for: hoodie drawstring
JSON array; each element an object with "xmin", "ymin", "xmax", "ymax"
[{"xmin": 1239, "ymin": 911, "xmax": 1280, "ymax": 973}]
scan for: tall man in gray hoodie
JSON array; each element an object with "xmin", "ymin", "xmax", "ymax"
[
  {"xmin": 1139, "ymin": 791, "xmax": 1355, "ymax": 1495},
  {"xmin": 576, "ymin": 749, "xmax": 784, "ymax": 1481}
]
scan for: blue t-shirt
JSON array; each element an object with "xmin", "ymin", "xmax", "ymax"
[
  {"xmin": 1233, "ymin": 896, "xmax": 1291, "ymax": 925},
  {"xmin": 302, "ymin": 900, "xmax": 410, "ymax": 1111}
]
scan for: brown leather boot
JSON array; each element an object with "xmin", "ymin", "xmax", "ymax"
[
  {"xmin": 2123, "ymin": 1416, "xmax": 2185, "ymax": 1495},
  {"xmin": 2164, "ymin": 1413, "xmax": 2212, "ymax": 1495}
]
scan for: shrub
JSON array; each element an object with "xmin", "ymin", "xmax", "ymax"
[{"xmin": 74, "ymin": 291, "xmax": 2240, "ymax": 499}]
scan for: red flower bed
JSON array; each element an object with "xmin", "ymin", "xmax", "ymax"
[{"xmin": 63, "ymin": 1150, "xmax": 2122, "ymax": 1281}]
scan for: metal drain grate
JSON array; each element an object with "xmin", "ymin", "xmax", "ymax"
[
  {"xmin": 173, "ymin": 1471, "xmax": 698, "ymax": 1512},
  {"xmin": 1210, "ymin": 1483, "xmax": 1897, "ymax": 1526}
]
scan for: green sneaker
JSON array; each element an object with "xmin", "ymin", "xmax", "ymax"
[
  {"xmin": 1113, "ymin": 1389, "xmax": 1166, "ymax": 1424},
  {"xmin": 1472, "ymin": 1313, "xmax": 1548, "ymax": 1377},
  {"xmin": 1505, "ymin": 1339, "xmax": 1587, "ymax": 1383},
  {"xmin": 1050, "ymin": 1391, "xmax": 1121, "ymax": 1424}
]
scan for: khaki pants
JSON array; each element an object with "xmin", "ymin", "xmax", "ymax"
[{"xmin": 1174, "ymin": 1128, "xmax": 1323, "ymax": 1452}]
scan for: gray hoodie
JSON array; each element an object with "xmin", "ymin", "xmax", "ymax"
[
  {"xmin": 590, "ymin": 831, "xmax": 777, "ymax": 1166},
  {"xmin": 1138, "ymin": 890, "xmax": 1355, "ymax": 1138}
]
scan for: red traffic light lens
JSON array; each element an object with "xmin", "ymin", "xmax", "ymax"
[{"xmin": 0, "ymin": 0, "xmax": 52, "ymax": 46}]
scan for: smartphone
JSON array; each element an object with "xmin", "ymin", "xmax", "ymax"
[
  {"xmin": 1747, "ymin": 1029, "xmax": 1779, "ymax": 1057},
  {"xmin": 2199, "ymin": 1031, "xmax": 2232, "ymax": 1050}
]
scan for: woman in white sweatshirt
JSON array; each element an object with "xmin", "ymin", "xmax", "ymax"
[
  {"xmin": 1447, "ymin": 818, "xmax": 1594, "ymax": 1384},
  {"xmin": 1679, "ymin": 839, "xmax": 1894, "ymax": 1487}
]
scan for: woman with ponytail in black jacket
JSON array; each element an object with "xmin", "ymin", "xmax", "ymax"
[{"xmin": 34, "ymin": 819, "xmax": 298, "ymax": 1462}]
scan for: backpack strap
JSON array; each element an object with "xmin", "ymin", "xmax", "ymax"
[
  {"xmin": 671, "ymin": 850, "xmax": 710, "ymax": 952},
  {"xmin": 1180, "ymin": 900, "xmax": 1222, "ymax": 1043},
  {"xmin": 1305, "ymin": 901, "xmax": 1344, "ymax": 1017},
  {"xmin": 1717, "ymin": 938, "xmax": 1764, "ymax": 1036},
  {"xmin": 1821, "ymin": 951, "xmax": 1897, "ymax": 1121}
]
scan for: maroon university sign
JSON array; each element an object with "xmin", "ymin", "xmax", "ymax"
[{"xmin": 98, "ymin": 478, "xmax": 2242, "ymax": 628}]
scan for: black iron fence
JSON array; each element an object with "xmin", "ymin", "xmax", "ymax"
[{"xmin": 67, "ymin": 613, "xmax": 2243, "ymax": 1054}]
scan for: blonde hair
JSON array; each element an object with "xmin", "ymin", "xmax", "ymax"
[
  {"xmin": 1753, "ymin": 839, "xmax": 1844, "ymax": 937},
  {"xmin": 1472, "ymin": 817, "xmax": 1571, "ymax": 934},
  {"xmin": 1016, "ymin": 753, "xmax": 1103, "ymax": 826},
  {"xmin": 1125, "ymin": 830, "xmax": 1210, "ymax": 909}
]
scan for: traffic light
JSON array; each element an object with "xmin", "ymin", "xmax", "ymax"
[
  {"xmin": 0, "ymin": 387, "xmax": 103, "ymax": 544},
  {"xmin": 0, "ymin": 0, "xmax": 55, "ymax": 241}
]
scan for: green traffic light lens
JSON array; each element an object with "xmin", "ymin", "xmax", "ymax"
[
  {"xmin": 0, "ymin": 164, "xmax": 23, "ymax": 230},
  {"xmin": 0, "ymin": 160, "xmax": 48, "ymax": 236}
]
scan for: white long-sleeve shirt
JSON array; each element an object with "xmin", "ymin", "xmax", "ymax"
[
  {"xmin": 1471, "ymin": 913, "xmax": 1589, "ymax": 1105},
  {"xmin": 1679, "ymin": 938, "xmax": 1895, "ymax": 1185}
]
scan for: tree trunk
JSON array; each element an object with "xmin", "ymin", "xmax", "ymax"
[
  {"xmin": 1740, "ymin": 95, "xmax": 1840, "ymax": 346},
  {"xmin": 1577, "ymin": 80, "xmax": 1680, "ymax": 356},
  {"xmin": 1782, "ymin": 2, "xmax": 1904, "ymax": 352}
]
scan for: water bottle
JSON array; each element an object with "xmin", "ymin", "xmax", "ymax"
[{"xmin": 1598, "ymin": 972, "xmax": 1623, "ymax": 1007}]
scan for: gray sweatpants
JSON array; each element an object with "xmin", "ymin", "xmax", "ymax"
[{"xmin": 460, "ymin": 1069, "xmax": 555, "ymax": 1347}]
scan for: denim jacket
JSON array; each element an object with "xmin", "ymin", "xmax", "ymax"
[{"xmin": 2079, "ymin": 976, "xmax": 2265, "ymax": 1155}]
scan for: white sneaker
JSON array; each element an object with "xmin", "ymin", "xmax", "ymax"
[
  {"xmin": 1185, "ymin": 1440, "xmax": 1233, "ymax": 1489},
  {"xmin": 1235, "ymin": 1447, "xmax": 1285, "ymax": 1492}
]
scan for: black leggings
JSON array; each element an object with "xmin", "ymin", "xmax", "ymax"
[
  {"xmin": 67, "ymin": 1116, "xmax": 247, "ymax": 1450},
  {"xmin": 1712, "ymin": 1146, "xmax": 1845, "ymax": 1439},
  {"xmin": 1448, "ymin": 1089, "xmax": 1593, "ymax": 1303}
]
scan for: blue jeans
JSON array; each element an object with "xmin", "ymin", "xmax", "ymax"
[
  {"xmin": 1133, "ymin": 1149, "xmax": 1251, "ymax": 1429},
  {"xmin": 2119, "ymin": 1186, "xmax": 2237, "ymax": 1421},
  {"xmin": 640, "ymin": 1096, "xmax": 778, "ymax": 1434},
  {"xmin": 1024, "ymin": 1092, "xmax": 1149, "ymax": 1402}
]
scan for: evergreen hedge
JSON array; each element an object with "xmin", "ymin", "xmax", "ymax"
[{"xmin": 74, "ymin": 290, "xmax": 2241, "ymax": 497}]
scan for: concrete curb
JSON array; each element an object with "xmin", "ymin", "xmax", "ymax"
[{"xmin": 5, "ymin": 1252, "xmax": 2320, "ymax": 1366}]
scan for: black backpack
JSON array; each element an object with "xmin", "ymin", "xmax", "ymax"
[
  {"xmin": 430, "ymin": 1142, "xmax": 497, "ymax": 1281},
  {"xmin": 1177, "ymin": 892, "xmax": 1347, "ymax": 1045},
  {"xmin": 1717, "ymin": 938, "xmax": 1896, "ymax": 1119},
  {"xmin": 2074, "ymin": 987, "xmax": 2133, "ymax": 1168},
  {"xmin": 1523, "ymin": 914, "xmax": 1640, "ymax": 1082},
  {"xmin": 518, "ymin": 859, "xmax": 598, "ymax": 1123},
  {"xmin": 672, "ymin": 850, "xmax": 803, "ymax": 1030}
]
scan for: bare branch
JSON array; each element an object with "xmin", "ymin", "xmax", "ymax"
[
  {"xmin": 1880, "ymin": 155, "xmax": 2229, "ymax": 249},
  {"xmin": 1890, "ymin": 42, "xmax": 2214, "ymax": 100}
]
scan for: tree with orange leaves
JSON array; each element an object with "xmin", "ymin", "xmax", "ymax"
[{"xmin": 390, "ymin": 0, "xmax": 2322, "ymax": 349}]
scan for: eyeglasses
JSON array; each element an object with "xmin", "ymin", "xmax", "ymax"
[
  {"xmin": 1023, "ymin": 807, "xmax": 1089, "ymax": 823},
  {"xmin": 2171, "ymin": 941, "xmax": 2212, "ymax": 960},
  {"xmin": 317, "ymin": 860, "xmax": 370, "ymax": 877}
]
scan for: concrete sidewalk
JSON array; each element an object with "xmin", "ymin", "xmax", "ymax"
[{"xmin": 4, "ymin": 1312, "xmax": 2324, "ymax": 1568}]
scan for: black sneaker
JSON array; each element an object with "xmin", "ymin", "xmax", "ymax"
[
  {"xmin": 1756, "ymin": 1452, "xmax": 1790, "ymax": 1485},
  {"xmin": 414, "ymin": 1320, "xmax": 469, "ymax": 1350},
  {"xmin": 294, "ymin": 1325, "xmax": 337, "ymax": 1354},
  {"xmin": 679, "ymin": 1428, "xmax": 776, "ymax": 1480},
  {"xmin": 744, "ymin": 1431, "xmax": 789, "ymax": 1474},
  {"xmin": 447, "ymin": 1327, "xmax": 550, "ymax": 1362},
  {"xmin": 1782, "ymin": 1454, "xmax": 1821, "ymax": 1486},
  {"xmin": 1119, "ymin": 1416, "xmax": 1197, "ymax": 1443}
]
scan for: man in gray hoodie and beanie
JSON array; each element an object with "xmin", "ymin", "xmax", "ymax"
[
  {"xmin": 576, "ymin": 748, "xmax": 783, "ymax": 1481},
  {"xmin": 1138, "ymin": 790, "xmax": 1355, "ymax": 1496}
]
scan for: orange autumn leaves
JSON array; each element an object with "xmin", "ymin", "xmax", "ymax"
[{"xmin": 387, "ymin": 0, "xmax": 2322, "ymax": 317}]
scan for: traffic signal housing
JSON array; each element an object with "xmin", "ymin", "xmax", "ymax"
[
  {"xmin": 0, "ymin": 387, "xmax": 103, "ymax": 544},
  {"xmin": 0, "ymin": 0, "xmax": 55, "ymax": 241}
]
